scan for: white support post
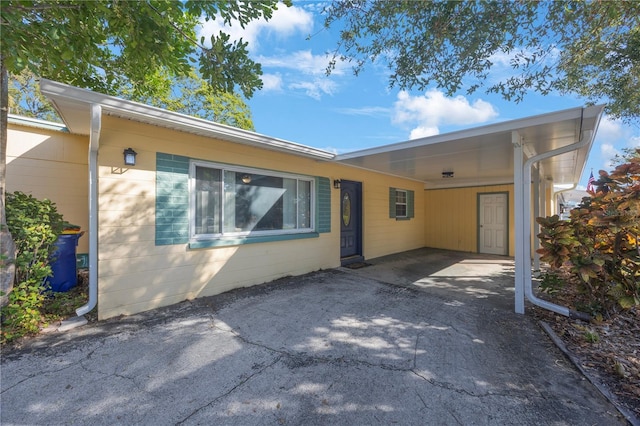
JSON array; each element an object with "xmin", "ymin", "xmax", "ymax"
[
  {"xmin": 532, "ymin": 166, "xmax": 541, "ymax": 272},
  {"xmin": 512, "ymin": 131, "xmax": 525, "ymax": 314}
]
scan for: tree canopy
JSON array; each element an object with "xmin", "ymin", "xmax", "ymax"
[
  {"xmin": 324, "ymin": 0, "xmax": 640, "ymax": 122},
  {"xmin": 9, "ymin": 69, "xmax": 256, "ymax": 131},
  {"xmin": 8, "ymin": 70, "xmax": 59, "ymax": 122},
  {"xmin": 1, "ymin": 0, "xmax": 283, "ymax": 99}
]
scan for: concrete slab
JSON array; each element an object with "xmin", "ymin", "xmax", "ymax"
[
  {"xmin": 57, "ymin": 315, "xmax": 88, "ymax": 332},
  {"xmin": 0, "ymin": 249, "xmax": 626, "ymax": 425}
]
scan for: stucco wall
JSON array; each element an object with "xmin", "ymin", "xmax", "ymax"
[
  {"xmin": 96, "ymin": 116, "xmax": 424, "ymax": 319},
  {"xmin": 6, "ymin": 122, "xmax": 90, "ymax": 254},
  {"xmin": 424, "ymin": 184, "xmax": 515, "ymax": 256}
]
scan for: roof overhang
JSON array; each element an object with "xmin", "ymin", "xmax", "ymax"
[
  {"xmin": 39, "ymin": 79, "xmax": 335, "ymax": 160},
  {"xmin": 40, "ymin": 79, "xmax": 603, "ymax": 190},
  {"xmin": 335, "ymin": 105, "xmax": 604, "ymax": 189}
]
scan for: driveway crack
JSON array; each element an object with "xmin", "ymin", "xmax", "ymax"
[{"xmin": 174, "ymin": 355, "xmax": 283, "ymax": 425}]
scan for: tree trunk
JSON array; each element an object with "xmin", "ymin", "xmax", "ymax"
[{"xmin": 0, "ymin": 58, "xmax": 16, "ymax": 308}]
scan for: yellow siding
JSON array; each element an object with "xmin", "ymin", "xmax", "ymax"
[
  {"xmin": 361, "ymin": 177, "xmax": 424, "ymax": 259},
  {"xmin": 546, "ymin": 185, "xmax": 554, "ymax": 216},
  {"xmin": 96, "ymin": 116, "xmax": 425, "ymax": 319},
  {"xmin": 10, "ymin": 115, "xmax": 548, "ymax": 321},
  {"xmin": 6, "ymin": 124, "xmax": 89, "ymax": 253},
  {"xmin": 424, "ymin": 185, "xmax": 515, "ymax": 256}
]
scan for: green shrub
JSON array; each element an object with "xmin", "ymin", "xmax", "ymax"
[
  {"xmin": 536, "ymin": 148, "xmax": 640, "ymax": 316},
  {"xmin": 538, "ymin": 271, "xmax": 565, "ymax": 295},
  {"xmin": 583, "ymin": 328, "xmax": 600, "ymax": 343},
  {"xmin": 1, "ymin": 192, "xmax": 63, "ymax": 343}
]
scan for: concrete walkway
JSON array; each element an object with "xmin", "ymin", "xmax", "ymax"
[{"xmin": 1, "ymin": 249, "xmax": 626, "ymax": 425}]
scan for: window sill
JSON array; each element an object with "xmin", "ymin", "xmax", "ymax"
[
  {"xmin": 189, "ymin": 232, "xmax": 320, "ymax": 249},
  {"xmin": 395, "ymin": 217, "xmax": 411, "ymax": 221}
]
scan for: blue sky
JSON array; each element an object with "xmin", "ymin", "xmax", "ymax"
[{"xmin": 200, "ymin": 1, "xmax": 639, "ymax": 190}]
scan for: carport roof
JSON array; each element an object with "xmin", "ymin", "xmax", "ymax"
[
  {"xmin": 335, "ymin": 105, "xmax": 603, "ymax": 189},
  {"xmin": 40, "ymin": 79, "xmax": 603, "ymax": 189}
]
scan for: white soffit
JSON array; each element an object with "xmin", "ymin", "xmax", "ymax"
[
  {"xmin": 336, "ymin": 105, "xmax": 603, "ymax": 189},
  {"xmin": 39, "ymin": 79, "xmax": 335, "ymax": 160}
]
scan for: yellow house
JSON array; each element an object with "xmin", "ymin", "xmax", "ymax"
[{"xmin": 6, "ymin": 80, "xmax": 603, "ymax": 320}]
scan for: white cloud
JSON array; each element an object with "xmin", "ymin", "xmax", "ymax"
[
  {"xmin": 600, "ymin": 143, "xmax": 620, "ymax": 170},
  {"xmin": 264, "ymin": 4, "xmax": 313, "ymax": 37},
  {"xmin": 256, "ymin": 50, "xmax": 345, "ymax": 76},
  {"xmin": 197, "ymin": 4, "xmax": 333, "ymax": 100},
  {"xmin": 591, "ymin": 115, "xmax": 640, "ymax": 171},
  {"xmin": 197, "ymin": 4, "xmax": 313, "ymax": 52},
  {"xmin": 289, "ymin": 78, "xmax": 337, "ymax": 100},
  {"xmin": 261, "ymin": 73, "xmax": 283, "ymax": 92},
  {"xmin": 335, "ymin": 106, "xmax": 391, "ymax": 117},
  {"xmin": 392, "ymin": 90, "xmax": 498, "ymax": 138},
  {"xmin": 409, "ymin": 126, "xmax": 440, "ymax": 139},
  {"xmin": 255, "ymin": 50, "xmax": 347, "ymax": 100},
  {"xmin": 596, "ymin": 116, "xmax": 624, "ymax": 141}
]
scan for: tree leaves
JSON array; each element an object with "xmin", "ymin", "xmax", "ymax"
[
  {"xmin": 1, "ymin": 0, "xmax": 281, "ymax": 99},
  {"xmin": 10, "ymin": 68, "xmax": 255, "ymax": 131},
  {"xmin": 323, "ymin": 0, "xmax": 640, "ymax": 122}
]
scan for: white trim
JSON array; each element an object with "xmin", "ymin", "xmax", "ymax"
[
  {"xmin": 8, "ymin": 114, "xmax": 68, "ymax": 132},
  {"xmin": 189, "ymin": 160, "xmax": 316, "ymax": 241},
  {"xmin": 394, "ymin": 189, "xmax": 408, "ymax": 218},
  {"xmin": 424, "ymin": 177, "xmax": 514, "ymax": 190}
]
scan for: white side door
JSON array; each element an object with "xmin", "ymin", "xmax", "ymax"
[{"xmin": 479, "ymin": 193, "xmax": 508, "ymax": 255}]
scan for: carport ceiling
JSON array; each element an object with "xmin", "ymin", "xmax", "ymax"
[{"xmin": 335, "ymin": 105, "xmax": 603, "ymax": 189}]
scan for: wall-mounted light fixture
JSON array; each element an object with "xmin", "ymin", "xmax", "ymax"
[
  {"xmin": 333, "ymin": 179, "xmax": 342, "ymax": 189},
  {"xmin": 241, "ymin": 174, "xmax": 252, "ymax": 184},
  {"xmin": 123, "ymin": 148, "xmax": 137, "ymax": 166},
  {"xmin": 441, "ymin": 170, "xmax": 454, "ymax": 179}
]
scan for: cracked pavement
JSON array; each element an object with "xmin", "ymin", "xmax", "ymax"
[{"xmin": 0, "ymin": 249, "xmax": 627, "ymax": 425}]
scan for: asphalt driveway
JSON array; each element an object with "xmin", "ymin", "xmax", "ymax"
[{"xmin": 1, "ymin": 249, "xmax": 626, "ymax": 425}]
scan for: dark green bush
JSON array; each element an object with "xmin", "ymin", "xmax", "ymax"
[{"xmin": 1, "ymin": 192, "xmax": 63, "ymax": 342}]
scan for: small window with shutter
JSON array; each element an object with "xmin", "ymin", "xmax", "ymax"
[{"xmin": 389, "ymin": 187, "xmax": 414, "ymax": 220}]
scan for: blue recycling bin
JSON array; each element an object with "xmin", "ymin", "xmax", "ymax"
[{"xmin": 46, "ymin": 233, "xmax": 83, "ymax": 292}]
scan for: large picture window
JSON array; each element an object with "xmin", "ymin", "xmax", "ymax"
[{"xmin": 191, "ymin": 161, "xmax": 314, "ymax": 239}]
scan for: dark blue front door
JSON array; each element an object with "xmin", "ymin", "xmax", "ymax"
[{"xmin": 340, "ymin": 180, "xmax": 362, "ymax": 259}]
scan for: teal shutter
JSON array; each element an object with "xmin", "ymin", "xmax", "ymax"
[
  {"xmin": 389, "ymin": 187, "xmax": 397, "ymax": 218},
  {"xmin": 156, "ymin": 153, "xmax": 190, "ymax": 245},
  {"xmin": 316, "ymin": 177, "xmax": 331, "ymax": 233},
  {"xmin": 407, "ymin": 190, "xmax": 415, "ymax": 218}
]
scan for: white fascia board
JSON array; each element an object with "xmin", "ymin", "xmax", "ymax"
[
  {"xmin": 8, "ymin": 114, "xmax": 68, "ymax": 132},
  {"xmin": 39, "ymin": 79, "xmax": 335, "ymax": 160},
  {"xmin": 335, "ymin": 105, "xmax": 603, "ymax": 161},
  {"xmin": 423, "ymin": 177, "xmax": 514, "ymax": 190}
]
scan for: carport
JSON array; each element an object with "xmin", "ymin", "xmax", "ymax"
[{"xmin": 335, "ymin": 105, "xmax": 604, "ymax": 317}]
